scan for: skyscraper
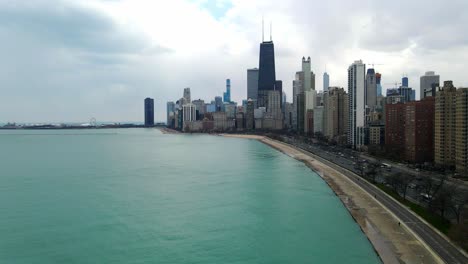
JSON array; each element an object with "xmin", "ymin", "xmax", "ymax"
[
  {"xmin": 398, "ymin": 76, "xmax": 416, "ymax": 102},
  {"xmin": 266, "ymin": 90, "xmax": 282, "ymax": 120},
  {"xmin": 313, "ymin": 106, "xmax": 324, "ymax": 133},
  {"xmin": 435, "ymin": 81, "xmax": 457, "ymax": 167},
  {"xmin": 376, "ymin": 73, "xmax": 382, "ymax": 96},
  {"xmin": 257, "ymin": 36, "xmax": 276, "ymax": 107},
  {"xmin": 348, "ymin": 60, "xmax": 366, "ymax": 148},
  {"xmin": 144, "ymin": 97, "xmax": 154, "ymax": 127},
  {"xmin": 365, "ymin": 68, "xmax": 377, "ymax": 110},
  {"xmin": 323, "ymin": 72, "xmax": 329, "ymax": 92},
  {"xmin": 183, "ymin": 88, "xmax": 191, "ymax": 104},
  {"xmin": 385, "ymin": 102, "xmax": 406, "ymax": 155},
  {"xmin": 258, "ymin": 42, "xmax": 276, "ymax": 91},
  {"xmin": 398, "ymin": 87, "xmax": 416, "ymax": 102},
  {"xmin": 294, "ymin": 74, "xmax": 304, "ymax": 133},
  {"xmin": 192, "ymin": 99, "xmax": 205, "ymax": 119},
  {"xmin": 326, "ymin": 87, "xmax": 348, "ymax": 142},
  {"xmin": 420, "ymin": 71, "xmax": 440, "ymax": 100},
  {"xmin": 302, "ymin": 57, "xmax": 316, "ymax": 134},
  {"xmin": 214, "ymin": 96, "xmax": 223, "ymax": 111},
  {"xmin": 166, "ymin": 101, "xmax": 175, "ymax": 126},
  {"xmin": 282, "ymin": 91, "xmax": 287, "ymax": 110},
  {"xmin": 223, "ymin": 79, "xmax": 231, "ymax": 103},
  {"xmin": 182, "ymin": 103, "xmax": 196, "ymax": 131},
  {"xmin": 402, "ymin": 76, "xmax": 409, "ymax": 87},
  {"xmin": 404, "ymin": 97, "xmax": 435, "ymax": 163},
  {"xmin": 456, "ymin": 88, "xmax": 468, "ymax": 174},
  {"xmin": 247, "ymin": 68, "xmax": 259, "ymax": 100}
]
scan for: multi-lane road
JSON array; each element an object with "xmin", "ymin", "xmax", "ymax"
[{"xmin": 279, "ymin": 137, "xmax": 468, "ymax": 264}]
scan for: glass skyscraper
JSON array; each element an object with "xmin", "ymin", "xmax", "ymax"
[
  {"xmin": 247, "ymin": 68, "xmax": 259, "ymax": 101},
  {"xmin": 323, "ymin": 72, "xmax": 329, "ymax": 92},
  {"xmin": 144, "ymin": 97, "xmax": 154, "ymax": 126},
  {"xmin": 223, "ymin": 79, "xmax": 231, "ymax": 103},
  {"xmin": 376, "ymin": 73, "xmax": 382, "ymax": 96},
  {"xmin": 257, "ymin": 40, "xmax": 276, "ymax": 107}
]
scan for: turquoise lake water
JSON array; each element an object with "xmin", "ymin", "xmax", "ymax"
[{"xmin": 0, "ymin": 129, "xmax": 380, "ymax": 263}]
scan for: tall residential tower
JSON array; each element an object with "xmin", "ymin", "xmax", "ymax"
[
  {"xmin": 323, "ymin": 72, "xmax": 329, "ymax": 92},
  {"xmin": 247, "ymin": 68, "xmax": 259, "ymax": 101},
  {"xmin": 365, "ymin": 68, "xmax": 377, "ymax": 110},
  {"xmin": 348, "ymin": 60, "xmax": 366, "ymax": 148},
  {"xmin": 144, "ymin": 97, "xmax": 155, "ymax": 127}
]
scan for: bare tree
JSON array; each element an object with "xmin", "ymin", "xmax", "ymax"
[
  {"xmin": 355, "ymin": 159, "xmax": 365, "ymax": 176},
  {"xmin": 420, "ymin": 173, "xmax": 448, "ymax": 206},
  {"xmin": 386, "ymin": 172, "xmax": 402, "ymax": 193},
  {"xmin": 365, "ymin": 162, "xmax": 380, "ymax": 183},
  {"xmin": 397, "ymin": 173, "xmax": 415, "ymax": 200},
  {"xmin": 450, "ymin": 189, "xmax": 468, "ymax": 224},
  {"xmin": 432, "ymin": 184, "xmax": 455, "ymax": 218}
]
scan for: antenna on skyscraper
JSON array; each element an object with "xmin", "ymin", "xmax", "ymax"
[
  {"xmin": 270, "ymin": 21, "xmax": 272, "ymax": 41},
  {"xmin": 262, "ymin": 16, "xmax": 264, "ymax": 42}
]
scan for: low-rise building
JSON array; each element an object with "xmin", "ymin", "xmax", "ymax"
[{"xmin": 369, "ymin": 125, "xmax": 385, "ymax": 146}]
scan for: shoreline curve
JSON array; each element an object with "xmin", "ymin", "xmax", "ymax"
[{"xmin": 221, "ymin": 133, "xmax": 442, "ymax": 264}]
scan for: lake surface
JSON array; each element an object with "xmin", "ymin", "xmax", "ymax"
[{"xmin": 0, "ymin": 129, "xmax": 380, "ymax": 263}]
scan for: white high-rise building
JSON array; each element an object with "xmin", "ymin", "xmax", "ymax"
[
  {"xmin": 420, "ymin": 71, "xmax": 440, "ymax": 99},
  {"xmin": 182, "ymin": 103, "xmax": 196, "ymax": 131},
  {"xmin": 348, "ymin": 60, "xmax": 366, "ymax": 148},
  {"xmin": 267, "ymin": 90, "xmax": 282, "ymax": 119},
  {"xmin": 323, "ymin": 72, "xmax": 330, "ymax": 92}
]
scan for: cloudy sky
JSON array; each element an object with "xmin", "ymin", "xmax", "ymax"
[{"xmin": 1, "ymin": 0, "xmax": 468, "ymax": 123}]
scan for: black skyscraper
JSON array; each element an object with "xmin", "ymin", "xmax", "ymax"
[
  {"xmin": 257, "ymin": 41, "xmax": 276, "ymax": 108},
  {"xmin": 258, "ymin": 41, "xmax": 276, "ymax": 91},
  {"xmin": 257, "ymin": 41, "xmax": 277, "ymax": 108},
  {"xmin": 144, "ymin": 98, "xmax": 154, "ymax": 126}
]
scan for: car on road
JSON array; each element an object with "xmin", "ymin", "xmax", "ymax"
[
  {"xmin": 420, "ymin": 193, "xmax": 432, "ymax": 201},
  {"xmin": 409, "ymin": 183, "xmax": 417, "ymax": 189}
]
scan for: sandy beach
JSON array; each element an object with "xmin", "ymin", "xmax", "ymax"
[
  {"xmin": 222, "ymin": 134, "xmax": 442, "ymax": 264},
  {"xmin": 158, "ymin": 127, "xmax": 181, "ymax": 134}
]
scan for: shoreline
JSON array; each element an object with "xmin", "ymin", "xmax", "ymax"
[
  {"xmin": 158, "ymin": 127, "xmax": 181, "ymax": 134},
  {"xmin": 222, "ymin": 134, "xmax": 442, "ymax": 264}
]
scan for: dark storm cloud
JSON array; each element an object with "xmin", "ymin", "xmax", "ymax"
[
  {"xmin": 0, "ymin": 0, "xmax": 171, "ymax": 122},
  {"xmin": 0, "ymin": 1, "xmax": 147, "ymax": 54}
]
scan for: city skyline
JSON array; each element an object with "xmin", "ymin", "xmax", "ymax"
[{"xmin": 1, "ymin": 0, "xmax": 468, "ymax": 123}]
